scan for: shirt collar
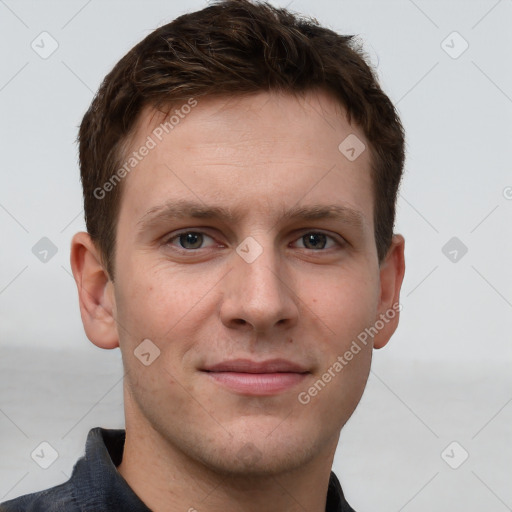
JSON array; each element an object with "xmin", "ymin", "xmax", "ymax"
[
  {"xmin": 71, "ymin": 427, "xmax": 151, "ymax": 510},
  {"xmin": 71, "ymin": 427, "xmax": 355, "ymax": 512}
]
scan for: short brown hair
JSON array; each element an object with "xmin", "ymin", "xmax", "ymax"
[{"xmin": 78, "ymin": 0, "xmax": 405, "ymax": 279}]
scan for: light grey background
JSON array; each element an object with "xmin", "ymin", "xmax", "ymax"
[{"xmin": 1, "ymin": 0, "xmax": 511, "ymax": 510}]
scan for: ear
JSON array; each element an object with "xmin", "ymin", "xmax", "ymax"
[
  {"xmin": 70, "ymin": 231, "xmax": 119, "ymax": 349},
  {"xmin": 373, "ymin": 234, "xmax": 405, "ymax": 349}
]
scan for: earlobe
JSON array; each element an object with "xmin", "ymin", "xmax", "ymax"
[
  {"xmin": 70, "ymin": 232, "xmax": 119, "ymax": 350},
  {"xmin": 373, "ymin": 234, "xmax": 406, "ymax": 350}
]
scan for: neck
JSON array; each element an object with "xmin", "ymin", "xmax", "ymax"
[{"xmin": 117, "ymin": 396, "xmax": 338, "ymax": 512}]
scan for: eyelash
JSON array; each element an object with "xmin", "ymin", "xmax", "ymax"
[{"xmin": 163, "ymin": 230, "xmax": 345, "ymax": 252}]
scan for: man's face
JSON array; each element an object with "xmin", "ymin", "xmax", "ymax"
[{"xmin": 111, "ymin": 90, "xmax": 389, "ymax": 474}]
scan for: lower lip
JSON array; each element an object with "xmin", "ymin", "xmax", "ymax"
[{"xmin": 204, "ymin": 372, "xmax": 308, "ymax": 395}]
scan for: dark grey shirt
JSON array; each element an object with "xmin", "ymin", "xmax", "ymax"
[{"xmin": 0, "ymin": 427, "xmax": 356, "ymax": 511}]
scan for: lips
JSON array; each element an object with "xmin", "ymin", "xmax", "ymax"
[
  {"xmin": 202, "ymin": 358, "xmax": 309, "ymax": 374},
  {"xmin": 201, "ymin": 358, "xmax": 310, "ymax": 396}
]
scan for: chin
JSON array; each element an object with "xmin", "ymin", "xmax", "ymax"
[{"xmin": 191, "ymin": 427, "xmax": 326, "ymax": 478}]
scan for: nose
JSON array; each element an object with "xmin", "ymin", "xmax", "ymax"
[{"xmin": 219, "ymin": 236, "xmax": 300, "ymax": 334}]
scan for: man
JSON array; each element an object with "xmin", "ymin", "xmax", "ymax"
[{"xmin": 1, "ymin": 0, "xmax": 405, "ymax": 510}]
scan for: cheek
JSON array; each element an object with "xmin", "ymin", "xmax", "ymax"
[
  {"xmin": 303, "ymin": 292, "xmax": 375, "ymax": 422},
  {"xmin": 312, "ymin": 272, "xmax": 378, "ymax": 412},
  {"xmin": 114, "ymin": 271, "xmax": 201, "ymax": 401},
  {"xmin": 114, "ymin": 264, "xmax": 186, "ymax": 342},
  {"xmin": 114, "ymin": 261, "xmax": 221, "ymax": 364},
  {"xmin": 309, "ymin": 269, "xmax": 380, "ymax": 345}
]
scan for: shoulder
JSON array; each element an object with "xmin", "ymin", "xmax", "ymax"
[
  {"xmin": 0, "ymin": 427, "xmax": 130, "ymax": 512},
  {"xmin": 0, "ymin": 480, "xmax": 79, "ymax": 512}
]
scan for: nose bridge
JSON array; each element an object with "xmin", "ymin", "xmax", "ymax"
[
  {"xmin": 236, "ymin": 233, "xmax": 284, "ymax": 300},
  {"xmin": 221, "ymin": 232, "xmax": 298, "ymax": 331}
]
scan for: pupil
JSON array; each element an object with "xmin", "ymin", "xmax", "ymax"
[{"xmin": 305, "ymin": 233, "xmax": 326, "ymax": 249}]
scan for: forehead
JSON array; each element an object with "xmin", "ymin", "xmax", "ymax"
[{"xmin": 117, "ymin": 89, "xmax": 374, "ymax": 232}]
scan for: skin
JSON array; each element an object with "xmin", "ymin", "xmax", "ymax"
[{"xmin": 71, "ymin": 89, "xmax": 405, "ymax": 512}]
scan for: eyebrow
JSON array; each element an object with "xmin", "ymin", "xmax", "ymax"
[{"xmin": 137, "ymin": 199, "xmax": 366, "ymax": 233}]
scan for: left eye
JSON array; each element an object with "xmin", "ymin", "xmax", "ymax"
[{"xmin": 292, "ymin": 232, "xmax": 338, "ymax": 250}]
